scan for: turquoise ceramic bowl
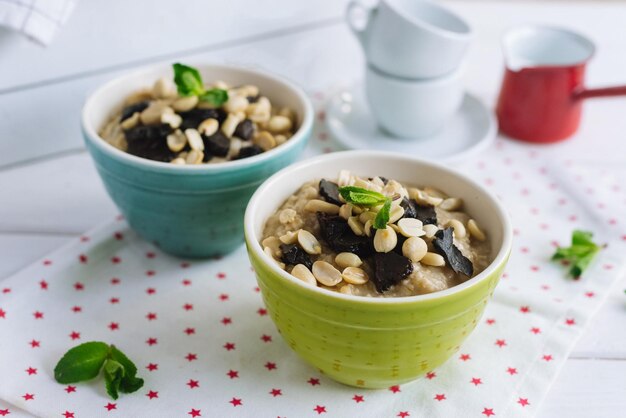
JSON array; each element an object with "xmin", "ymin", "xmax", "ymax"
[{"xmin": 82, "ymin": 64, "xmax": 313, "ymax": 258}]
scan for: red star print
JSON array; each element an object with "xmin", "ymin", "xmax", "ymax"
[
  {"xmin": 71, "ymin": 306, "xmax": 82, "ymax": 313},
  {"xmin": 146, "ymin": 390, "xmax": 159, "ymax": 399},
  {"xmin": 114, "ymin": 232, "xmax": 124, "ymax": 240},
  {"xmin": 187, "ymin": 379, "xmax": 199, "ymax": 389},
  {"xmin": 182, "ymin": 279, "xmax": 192, "ymax": 286},
  {"xmin": 74, "ymin": 282, "xmax": 84, "ymax": 291},
  {"xmin": 185, "ymin": 353, "xmax": 198, "ymax": 362},
  {"xmin": 530, "ymin": 327, "xmax": 541, "ymax": 334},
  {"xmin": 269, "ymin": 388, "xmax": 282, "ymax": 397},
  {"xmin": 257, "ymin": 308, "xmax": 268, "ymax": 316},
  {"xmin": 184, "ymin": 327, "xmax": 195, "ymax": 335},
  {"xmin": 230, "ymin": 398, "xmax": 242, "ymax": 407},
  {"xmin": 0, "ymin": 308, "xmax": 5, "ymax": 319},
  {"xmin": 261, "ymin": 334, "xmax": 272, "ymax": 342},
  {"xmin": 565, "ymin": 318, "xmax": 576, "ymax": 326},
  {"xmin": 111, "ymin": 278, "xmax": 121, "ymax": 285},
  {"xmin": 63, "ymin": 411, "xmax": 75, "ymax": 418},
  {"xmin": 518, "ymin": 398, "xmax": 530, "ymax": 407},
  {"xmin": 146, "ymin": 287, "xmax": 156, "ymax": 295},
  {"xmin": 1, "ymin": 288, "xmax": 9, "ymax": 294},
  {"xmin": 25, "ymin": 367, "xmax": 37, "ymax": 375},
  {"xmin": 183, "ymin": 303, "xmax": 193, "ymax": 311},
  {"xmin": 146, "ymin": 251, "xmax": 156, "ymax": 258},
  {"xmin": 313, "ymin": 405, "xmax": 326, "ymax": 414},
  {"xmin": 585, "ymin": 291, "xmax": 595, "ymax": 298},
  {"xmin": 397, "ymin": 412, "xmax": 410, "ymax": 418},
  {"xmin": 79, "ymin": 254, "xmax": 88, "ymax": 263},
  {"xmin": 146, "ymin": 363, "xmax": 158, "ymax": 371},
  {"xmin": 352, "ymin": 394, "xmax": 364, "ymax": 403},
  {"xmin": 227, "ymin": 370, "xmax": 239, "ymax": 379},
  {"xmin": 221, "ymin": 317, "xmax": 232, "ymax": 325},
  {"xmin": 188, "ymin": 409, "xmax": 201, "ymax": 417},
  {"xmin": 485, "ymin": 318, "xmax": 495, "ymax": 325},
  {"xmin": 145, "ymin": 270, "xmax": 155, "ymax": 276},
  {"xmin": 22, "ymin": 393, "xmax": 34, "ymax": 401},
  {"xmin": 0, "ymin": 409, "xmax": 9, "ymax": 416},
  {"xmin": 217, "ymin": 272, "xmax": 226, "ymax": 279},
  {"xmin": 65, "ymin": 385, "xmax": 76, "ymax": 393},
  {"xmin": 470, "ymin": 377, "xmax": 483, "ymax": 386},
  {"xmin": 219, "ymin": 293, "xmax": 229, "ymax": 301},
  {"xmin": 254, "ymin": 286, "xmax": 260, "ymax": 292},
  {"xmin": 108, "ymin": 322, "xmax": 119, "ymax": 331},
  {"xmin": 459, "ymin": 353, "xmax": 471, "ymax": 361},
  {"xmin": 109, "ymin": 297, "xmax": 119, "ymax": 304},
  {"xmin": 426, "ymin": 371, "xmax": 436, "ymax": 379},
  {"xmin": 33, "ymin": 311, "xmax": 44, "ymax": 319},
  {"xmin": 43, "ymin": 259, "xmax": 53, "ymax": 265},
  {"xmin": 434, "ymin": 393, "xmax": 446, "ymax": 401},
  {"xmin": 543, "ymin": 354, "xmax": 553, "ymax": 362},
  {"xmin": 104, "ymin": 403, "xmax": 117, "ymax": 411},
  {"xmin": 541, "ymin": 284, "xmax": 550, "ymax": 290},
  {"xmin": 265, "ymin": 361, "xmax": 277, "ymax": 371},
  {"xmin": 29, "ymin": 339, "xmax": 40, "ymax": 348},
  {"xmin": 146, "ymin": 337, "xmax": 157, "ymax": 346},
  {"xmin": 180, "ymin": 262, "xmax": 190, "ymax": 268},
  {"xmin": 223, "ymin": 342, "xmax": 236, "ymax": 351},
  {"xmin": 389, "ymin": 385, "xmax": 401, "ymax": 393},
  {"xmin": 506, "ymin": 367, "xmax": 518, "ymax": 375},
  {"xmin": 111, "ymin": 256, "xmax": 121, "ymax": 264},
  {"xmin": 495, "ymin": 339, "xmax": 507, "ymax": 347},
  {"xmin": 146, "ymin": 312, "xmax": 157, "ymax": 321},
  {"xmin": 308, "ymin": 377, "xmax": 320, "ymax": 386},
  {"xmin": 39, "ymin": 280, "xmax": 48, "ymax": 290},
  {"xmin": 482, "ymin": 407, "xmax": 495, "ymax": 417},
  {"xmin": 530, "ymin": 265, "xmax": 540, "ymax": 272},
  {"xmin": 519, "ymin": 306, "xmax": 530, "ymax": 313}
]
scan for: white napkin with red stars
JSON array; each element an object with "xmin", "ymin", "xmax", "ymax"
[
  {"xmin": 1, "ymin": 94, "xmax": 625, "ymax": 418},
  {"xmin": 0, "ymin": 0, "xmax": 76, "ymax": 45}
]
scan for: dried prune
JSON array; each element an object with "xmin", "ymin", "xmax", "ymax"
[
  {"xmin": 280, "ymin": 243, "xmax": 312, "ymax": 270},
  {"xmin": 124, "ymin": 124, "xmax": 175, "ymax": 162},
  {"xmin": 372, "ymin": 252, "xmax": 414, "ymax": 293},
  {"xmin": 120, "ymin": 101, "xmax": 149, "ymax": 121},
  {"xmin": 433, "ymin": 228, "xmax": 473, "ymax": 277},
  {"xmin": 179, "ymin": 108, "xmax": 226, "ymax": 130},
  {"xmin": 236, "ymin": 145, "xmax": 263, "ymax": 160},
  {"xmin": 415, "ymin": 204, "xmax": 437, "ymax": 225},
  {"xmin": 234, "ymin": 119, "xmax": 255, "ymax": 141},
  {"xmin": 400, "ymin": 197, "xmax": 418, "ymax": 219},
  {"xmin": 203, "ymin": 131, "xmax": 230, "ymax": 157},
  {"xmin": 319, "ymin": 179, "xmax": 342, "ymax": 206},
  {"xmin": 316, "ymin": 213, "xmax": 373, "ymax": 257},
  {"xmin": 247, "ymin": 95, "xmax": 260, "ymax": 103}
]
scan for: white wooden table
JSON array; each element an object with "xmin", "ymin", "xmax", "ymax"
[{"xmin": 1, "ymin": 1, "xmax": 625, "ymax": 416}]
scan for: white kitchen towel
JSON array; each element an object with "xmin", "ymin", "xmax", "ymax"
[
  {"xmin": 0, "ymin": 96, "xmax": 625, "ymax": 418},
  {"xmin": 0, "ymin": 0, "xmax": 76, "ymax": 45}
]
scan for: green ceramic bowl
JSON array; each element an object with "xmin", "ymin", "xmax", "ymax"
[
  {"xmin": 82, "ymin": 63, "xmax": 313, "ymax": 258},
  {"xmin": 244, "ymin": 151, "xmax": 512, "ymax": 388}
]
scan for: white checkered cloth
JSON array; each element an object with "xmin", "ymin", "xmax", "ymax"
[{"xmin": 0, "ymin": 0, "xmax": 76, "ymax": 45}]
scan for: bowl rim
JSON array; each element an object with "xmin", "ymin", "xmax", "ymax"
[
  {"xmin": 81, "ymin": 62, "xmax": 314, "ymax": 174},
  {"xmin": 244, "ymin": 150, "xmax": 513, "ymax": 305}
]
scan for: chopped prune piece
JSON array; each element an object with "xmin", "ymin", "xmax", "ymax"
[
  {"xmin": 124, "ymin": 124, "xmax": 175, "ymax": 162},
  {"xmin": 319, "ymin": 179, "xmax": 342, "ymax": 205},
  {"xmin": 203, "ymin": 131, "xmax": 230, "ymax": 157},
  {"xmin": 415, "ymin": 204, "xmax": 438, "ymax": 225},
  {"xmin": 400, "ymin": 197, "xmax": 418, "ymax": 219},
  {"xmin": 247, "ymin": 95, "xmax": 260, "ymax": 103},
  {"xmin": 120, "ymin": 101, "xmax": 149, "ymax": 121},
  {"xmin": 316, "ymin": 213, "xmax": 373, "ymax": 257},
  {"xmin": 236, "ymin": 145, "xmax": 263, "ymax": 160},
  {"xmin": 433, "ymin": 228, "xmax": 473, "ymax": 277},
  {"xmin": 280, "ymin": 243, "xmax": 312, "ymax": 270},
  {"xmin": 372, "ymin": 252, "xmax": 414, "ymax": 293},
  {"xmin": 234, "ymin": 119, "xmax": 255, "ymax": 141},
  {"xmin": 178, "ymin": 108, "xmax": 226, "ymax": 130}
]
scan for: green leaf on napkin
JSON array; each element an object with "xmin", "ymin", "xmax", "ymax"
[
  {"xmin": 54, "ymin": 341, "xmax": 144, "ymax": 399},
  {"xmin": 338, "ymin": 186, "xmax": 388, "ymax": 207},
  {"xmin": 173, "ymin": 63, "xmax": 229, "ymax": 106},
  {"xmin": 552, "ymin": 230, "xmax": 602, "ymax": 279}
]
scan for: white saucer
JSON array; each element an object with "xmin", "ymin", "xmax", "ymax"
[{"xmin": 325, "ymin": 86, "xmax": 497, "ymax": 162}]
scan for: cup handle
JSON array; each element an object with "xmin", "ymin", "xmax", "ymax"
[
  {"xmin": 346, "ymin": 0, "xmax": 376, "ymax": 47},
  {"xmin": 574, "ymin": 85, "xmax": 626, "ymax": 100}
]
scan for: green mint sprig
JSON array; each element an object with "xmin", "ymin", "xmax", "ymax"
[
  {"xmin": 552, "ymin": 230, "xmax": 602, "ymax": 279},
  {"xmin": 54, "ymin": 342, "xmax": 144, "ymax": 400},
  {"xmin": 172, "ymin": 63, "xmax": 229, "ymax": 106},
  {"xmin": 338, "ymin": 186, "xmax": 392, "ymax": 229}
]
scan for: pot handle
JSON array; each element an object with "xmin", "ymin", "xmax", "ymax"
[
  {"xmin": 574, "ymin": 85, "xmax": 626, "ymax": 100},
  {"xmin": 346, "ymin": 1, "xmax": 376, "ymax": 47}
]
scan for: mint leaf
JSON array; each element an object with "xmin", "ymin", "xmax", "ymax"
[
  {"xmin": 200, "ymin": 88, "xmax": 229, "ymax": 107},
  {"xmin": 103, "ymin": 359, "xmax": 125, "ymax": 400},
  {"xmin": 552, "ymin": 230, "xmax": 601, "ymax": 278},
  {"xmin": 373, "ymin": 198, "xmax": 391, "ymax": 229},
  {"xmin": 54, "ymin": 341, "xmax": 109, "ymax": 384},
  {"xmin": 338, "ymin": 186, "xmax": 387, "ymax": 207},
  {"xmin": 110, "ymin": 345, "xmax": 144, "ymax": 393},
  {"xmin": 173, "ymin": 63, "xmax": 205, "ymax": 97}
]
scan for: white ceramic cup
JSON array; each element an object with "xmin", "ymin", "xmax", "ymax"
[
  {"xmin": 347, "ymin": 0, "xmax": 472, "ymax": 79},
  {"xmin": 365, "ymin": 64, "xmax": 464, "ymax": 138}
]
